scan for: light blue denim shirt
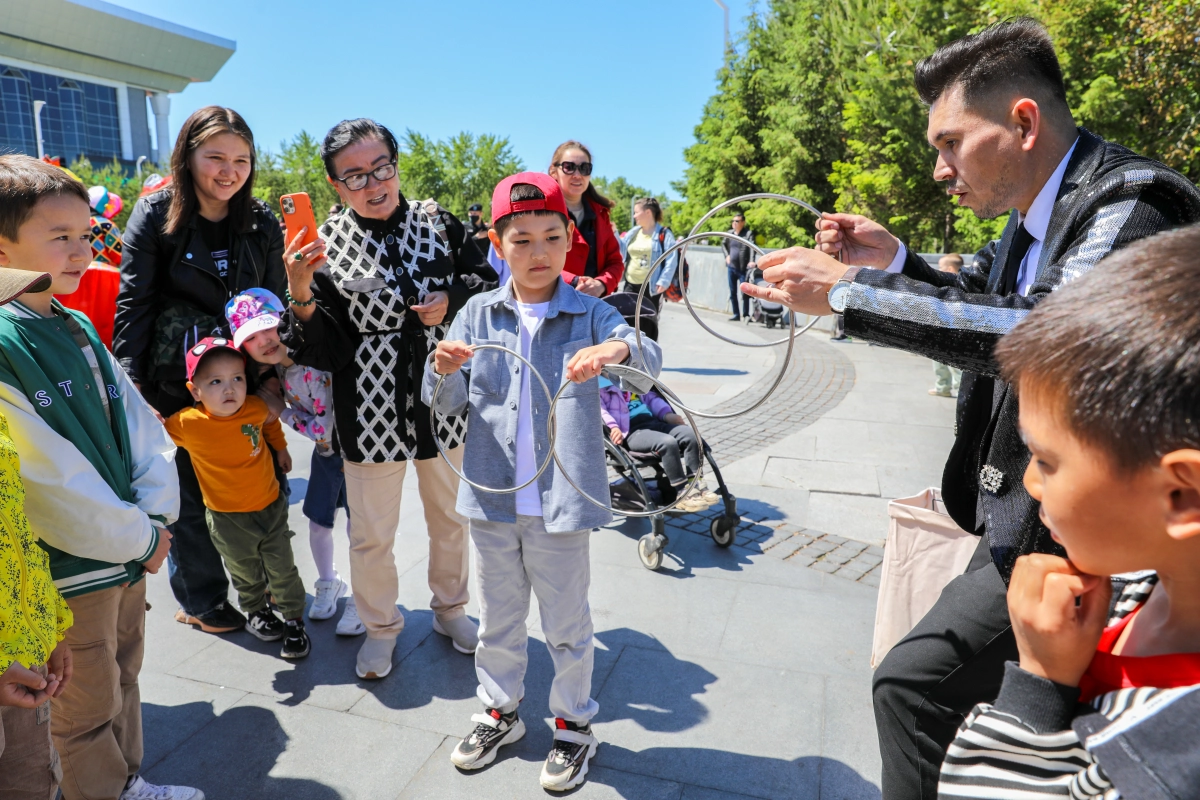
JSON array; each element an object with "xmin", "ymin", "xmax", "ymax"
[{"xmin": 422, "ymin": 279, "xmax": 662, "ymax": 533}]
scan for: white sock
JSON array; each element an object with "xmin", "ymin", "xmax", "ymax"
[{"xmin": 309, "ymin": 520, "xmax": 336, "ymax": 583}]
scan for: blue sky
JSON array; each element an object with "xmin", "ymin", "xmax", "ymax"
[{"xmin": 114, "ymin": 0, "xmax": 755, "ymax": 198}]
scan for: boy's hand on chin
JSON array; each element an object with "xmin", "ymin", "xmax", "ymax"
[
  {"xmin": 434, "ymin": 341, "xmax": 473, "ymax": 375},
  {"xmin": 1008, "ymin": 554, "xmax": 1112, "ymax": 687},
  {"xmin": 566, "ymin": 342, "xmax": 630, "ymax": 384}
]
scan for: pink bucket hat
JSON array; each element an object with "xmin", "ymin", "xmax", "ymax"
[{"xmin": 225, "ymin": 288, "xmax": 284, "ymax": 349}]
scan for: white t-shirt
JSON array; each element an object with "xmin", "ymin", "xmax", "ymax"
[{"xmin": 514, "ymin": 300, "xmax": 550, "ymax": 516}]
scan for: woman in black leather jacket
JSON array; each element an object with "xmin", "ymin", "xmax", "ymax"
[{"xmin": 114, "ymin": 106, "xmax": 284, "ymax": 634}]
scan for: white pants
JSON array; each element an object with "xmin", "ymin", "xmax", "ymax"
[{"xmin": 470, "ymin": 515, "xmax": 598, "ymax": 724}]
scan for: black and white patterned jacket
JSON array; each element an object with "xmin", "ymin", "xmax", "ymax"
[
  {"xmin": 842, "ymin": 129, "xmax": 1200, "ymax": 580},
  {"xmin": 281, "ymin": 195, "xmax": 495, "ymax": 463}
]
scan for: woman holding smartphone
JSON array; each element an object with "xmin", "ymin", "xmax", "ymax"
[
  {"xmin": 114, "ymin": 106, "xmax": 285, "ymax": 635},
  {"xmin": 279, "ymin": 118, "xmax": 494, "ymax": 681},
  {"xmin": 549, "ymin": 140, "xmax": 624, "ymax": 296}
]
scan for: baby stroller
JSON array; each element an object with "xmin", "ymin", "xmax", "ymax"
[
  {"xmin": 601, "ymin": 293, "xmax": 741, "ymax": 571},
  {"xmin": 746, "ymin": 265, "xmax": 786, "ymax": 329}
]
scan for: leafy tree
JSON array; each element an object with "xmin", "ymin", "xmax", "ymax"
[
  {"xmin": 396, "ymin": 131, "xmax": 524, "ymax": 218},
  {"xmin": 591, "ymin": 175, "xmax": 673, "ymax": 233},
  {"xmin": 253, "ymin": 131, "xmax": 340, "ymax": 225}
]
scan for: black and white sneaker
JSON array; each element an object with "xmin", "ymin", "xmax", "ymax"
[
  {"xmin": 280, "ymin": 619, "xmax": 310, "ymax": 659},
  {"xmin": 450, "ymin": 708, "xmax": 526, "ymax": 770},
  {"xmin": 245, "ymin": 607, "xmax": 285, "ymax": 642},
  {"xmin": 540, "ymin": 719, "xmax": 598, "ymax": 791}
]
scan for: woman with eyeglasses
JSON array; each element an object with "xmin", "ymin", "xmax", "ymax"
[
  {"xmin": 115, "ymin": 105, "xmax": 285, "ymax": 637},
  {"xmin": 279, "ymin": 118, "xmax": 494, "ymax": 681},
  {"xmin": 549, "ymin": 140, "xmax": 624, "ymax": 297}
]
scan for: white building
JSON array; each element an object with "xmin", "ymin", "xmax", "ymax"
[{"xmin": 0, "ymin": 0, "xmax": 234, "ymax": 166}]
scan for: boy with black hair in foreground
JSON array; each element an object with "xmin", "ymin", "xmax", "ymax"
[
  {"xmin": 937, "ymin": 225, "xmax": 1200, "ymax": 799},
  {"xmin": 0, "ymin": 154, "xmax": 198, "ymax": 799},
  {"xmin": 425, "ymin": 172, "xmax": 661, "ymax": 791}
]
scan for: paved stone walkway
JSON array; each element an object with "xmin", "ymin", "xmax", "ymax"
[{"xmin": 135, "ymin": 304, "xmax": 956, "ymax": 799}]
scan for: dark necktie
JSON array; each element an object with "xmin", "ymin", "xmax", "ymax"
[{"xmin": 1001, "ymin": 222, "xmax": 1035, "ymax": 296}]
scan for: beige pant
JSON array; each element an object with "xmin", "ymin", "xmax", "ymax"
[
  {"xmin": 52, "ymin": 581, "xmax": 145, "ymax": 800},
  {"xmin": 344, "ymin": 447, "xmax": 469, "ymax": 639},
  {"xmin": 0, "ymin": 665, "xmax": 60, "ymax": 799}
]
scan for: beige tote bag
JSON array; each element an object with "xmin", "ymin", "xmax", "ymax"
[{"xmin": 871, "ymin": 488, "xmax": 978, "ymax": 668}]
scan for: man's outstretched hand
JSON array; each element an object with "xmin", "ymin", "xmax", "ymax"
[
  {"xmin": 739, "ymin": 247, "xmax": 849, "ymax": 316},
  {"xmin": 815, "ymin": 213, "xmax": 900, "ymax": 268}
]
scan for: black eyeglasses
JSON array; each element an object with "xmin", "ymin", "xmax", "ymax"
[
  {"xmin": 334, "ymin": 161, "xmax": 397, "ymax": 191},
  {"xmin": 554, "ymin": 160, "xmax": 593, "ymax": 177}
]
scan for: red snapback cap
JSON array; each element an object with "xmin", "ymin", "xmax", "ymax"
[{"xmin": 491, "ymin": 172, "xmax": 568, "ymax": 226}]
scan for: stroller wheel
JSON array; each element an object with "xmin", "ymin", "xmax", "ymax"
[
  {"xmin": 765, "ymin": 317, "xmax": 776, "ymax": 329},
  {"xmin": 638, "ymin": 532, "xmax": 665, "ymax": 571},
  {"xmin": 710, "ymin": 517, "xmax": 737, "ymax": 548}
]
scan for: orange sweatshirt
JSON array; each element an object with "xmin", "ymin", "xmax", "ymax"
[{"xmin": 165, "ymin": 396, "xmax": 288, "ymax": 513}]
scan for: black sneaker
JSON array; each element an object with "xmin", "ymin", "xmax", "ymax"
[
  {"xmin": 245, "ymin": 607, "xmax": 285, "ymax": 642},
  {"xmin": 280, "ymin": 619, "xmax": 310, "ymax": 659},
  {"xmin": 174, "ymin": 602, "xmax": 246, "ymax": 634},
  {"xmin": 540, "ymin": 719, "xmax": 598, "ymax": 791},
  {"xmin": 450, "ymin": 709, "xmax": 526, "ymax": 770}
]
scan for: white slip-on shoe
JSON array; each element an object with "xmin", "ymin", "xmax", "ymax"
[
  {"xmin": 433, "ymin": 614, "xmax": 479, "ymax": 654},
  {"xmin": 308, "ymin": 575, "xmax": 347, "ymax": 621},
  {"xmin": 356, "ymin": 635, "xmax": 396, "ymax": 680},
  {"xmin": 120, "ymin": 775, "xmax": 205, "ymax": 800},
  {"xmin": 335, "ymin": 596, "xmax": 366, "ymax": 636}
]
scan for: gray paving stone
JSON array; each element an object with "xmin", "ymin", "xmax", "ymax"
[
  {"xmin": 835, "ymin": 568, "xmax": 866, "ymax": 582},
  {"xmin": 144, "ymin": 691, "xmax": 444, "ymax": 797},
  {"xmin": 807, "ymin": 494, "xmax": 890, "ymax": 546},
  {"xmin": 822, "ymin": 535, "xmax": 848, "ymax": 546},
  {"xmin": 805, "ymin": 540, "xmax": 837, "ymax": 555},
  {"xmin": 821, "ymin": 674, "xmax": 883, "ymax": 799},
  {"xmin": 811, "ymin": 559, "xmax": 842, "ymax": 574},
  {"xmin": 860, "ymin": 572, "xmax": 881, "ymax": 588},
  {"xmin": 865, "ymin": 545, "xmax": 885, "ymax": 558}
]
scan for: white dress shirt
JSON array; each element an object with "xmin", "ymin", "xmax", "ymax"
[{"xmin": 884, "ymin": 138, "xmax": 1079, "ymax": 297}]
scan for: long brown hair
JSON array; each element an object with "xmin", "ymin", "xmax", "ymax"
[
  {"xmin": 549, "ymin": 140, "xmax": 613, "ymax": 209},
  {"xmin": 166, "ymin": 106, "xmax": 257, "ymax": 235}
]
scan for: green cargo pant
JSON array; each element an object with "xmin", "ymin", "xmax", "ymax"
[{"xmin": 205, "ymin": 491, "xmax": 306, "ymax": 620}]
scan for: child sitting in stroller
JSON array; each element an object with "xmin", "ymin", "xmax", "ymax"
[{"xmin": 600, "ymin": 377, "xmax": 718, "ymax": 513}]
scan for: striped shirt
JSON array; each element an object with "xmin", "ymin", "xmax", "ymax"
[{"xmin": 938, "ymin": 575, "xmax": 1200, "ymax": 799}]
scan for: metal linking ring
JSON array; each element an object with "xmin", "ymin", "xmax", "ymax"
[
  {"xmin": 547, "ymin": 363, "xmax": 707, "ymax": 517},
  {"xmin": 429, "ymin": 344, "xmax": 557, "ymax": 495}
]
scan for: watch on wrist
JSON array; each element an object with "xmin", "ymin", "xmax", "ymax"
[{"xmin": 827, "ymin": 266, "xmax": 862, "ymax": 313}]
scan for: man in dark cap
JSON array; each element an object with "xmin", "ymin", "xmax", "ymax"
[{"xmin": 464, "ymin": 203, "xmax": 489, "ymax": 241}]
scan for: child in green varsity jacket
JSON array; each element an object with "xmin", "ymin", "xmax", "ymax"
[{"xmin": 0, "ymin": 155, "xmax": 202, "ymax": 800}]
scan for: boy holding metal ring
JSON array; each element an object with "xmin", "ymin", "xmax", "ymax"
[{"xmin": 423, "ymin": 172, "xmax": 661, "ymax": 791}]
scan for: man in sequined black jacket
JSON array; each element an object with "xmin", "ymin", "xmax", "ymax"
[{"xmin": 739, "ymin": 20, "xmax": 1200, "ymax": 800}]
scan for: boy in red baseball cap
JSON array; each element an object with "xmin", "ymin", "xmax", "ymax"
[
  {"xmin": 165, "ymin": 337, "xmax": 309, "ymax": 659},
  {"xmin": 424, "ymin": 173, "xmax": 662, "ymax": 791}
]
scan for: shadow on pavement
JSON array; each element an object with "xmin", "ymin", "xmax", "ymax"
[
  {"xmin": 661, "ymin": 366, "xmax": 749, "ymax": 376},
  {"xmin": 593, "ymin": 629, "xmax": 717, "ymax": 733},
  {"xmin": 593, "ymin": 745, "xmax": 881, "ymax": 800},
  {"xmin": 142, "ymin": 702, "xmax": 341, "ymax": 798}
]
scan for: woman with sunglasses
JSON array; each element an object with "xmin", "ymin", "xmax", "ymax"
[
  {"xmin": 549, "ymin": 140, "xmax": 624, "ymax": 297},
  {"xmin": 279, "ymin": 118, "xmax": 494, "ymax": 681}
]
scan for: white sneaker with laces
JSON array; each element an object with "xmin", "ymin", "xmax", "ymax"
[
  {"xmin": 336, "ymin": 596, "xmax": 365, "ymax": 636},
  {"xmin": 309, "ymin": 575, "xmax": 347, "ymax": 621},
  {"xmin": 120, "ymin": 775, "xmax": 205, "ymax": 800}
]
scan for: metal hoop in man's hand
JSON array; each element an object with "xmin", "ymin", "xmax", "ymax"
[
  {"xmin": 428, "ymin": 344, "xmax": 557, "ymax": 495},
  {"xmin": 547, "ymin": 362, "xmax": 707, "ymax": 517}
]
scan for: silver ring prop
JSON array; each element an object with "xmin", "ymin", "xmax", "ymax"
[{"xmin": 429, "ymin": 344, "xmax": 557, "ymax": 495}]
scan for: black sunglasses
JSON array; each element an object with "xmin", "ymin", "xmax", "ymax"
[
  {"xmin": 333, "ymin": 161, "xmax": 397, "ymax": 191},
  {"xmin": 554, "ymin": 160, "xmax": 593, "ymax": 177}
]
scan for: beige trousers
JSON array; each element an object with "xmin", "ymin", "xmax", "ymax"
[
  {"xmin": 0, "ymin": 665, "xmax": 60, "ymax": 799},
  {"xmin": 51, "ymin": 581, "xmax": 145, "ymax": 800},
  {"xmin": 344, "ymin": 447, "xmax": 470, "ymax": 639}
]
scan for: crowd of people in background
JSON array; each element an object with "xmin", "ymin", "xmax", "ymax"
[{"xmin": 3, "ymin": 15, "xmax": 1200, "ymax": 800}]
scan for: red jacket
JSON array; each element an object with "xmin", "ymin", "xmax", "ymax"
[{"xmin": 563, "ymin": 199, "xmax": 624, "ymax": 295}]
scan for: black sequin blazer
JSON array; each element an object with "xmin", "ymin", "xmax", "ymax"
[{"xmin": 843, "ymin": 129, "xmax": 1200, "ymax": 580}]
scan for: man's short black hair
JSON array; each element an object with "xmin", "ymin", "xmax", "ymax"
[
  {"xmin": 468, "ymin": 203, "xmax": 483, "ymax": 212},
  {"xmin": 492, "ymin": 184, "xmax": 568, "ymax": 238},
  {"xmin": 914, "ymin": 18, "xmax": 1068, "ymax": 113},
  {"xmin": 0, "ymin": 154, "xmax": 89, "ymax": 242},
  {"xmin": 997, "ymin": 224, "xmax": 1200, "ymax": 470}
]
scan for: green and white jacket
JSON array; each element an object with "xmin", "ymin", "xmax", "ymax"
[{"xmin": 0, "ymin": 299, "xmax": 178, "ymax": 598}]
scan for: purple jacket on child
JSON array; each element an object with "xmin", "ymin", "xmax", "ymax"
[{"xmin": 600, "ymin": 378, "xmax": 675, "ymax": 435}]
